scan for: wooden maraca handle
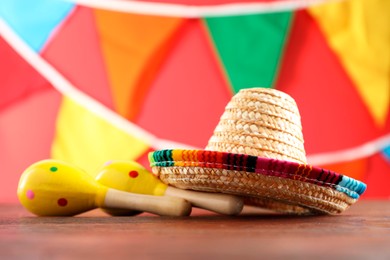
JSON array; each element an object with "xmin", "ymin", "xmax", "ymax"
[
  {"xmin": 104, "ymin": 188, "xmax": 192, "ymax": 217},
  {"xmin": 165, "ymin": 186, "xmax": 243, "ymax": 215}
]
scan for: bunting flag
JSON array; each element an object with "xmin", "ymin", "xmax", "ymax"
[
  {"xmin": 51, "ymin": 97, "xmax": 150, "ymax": 174},
  {"xmin": 0, "ymin": 0, "xmax": 75, "ymax": 52},
  {"xmin": 384, "ymin": 146, "xmax": 390, "ymax": 162},
  {"xmin": 309, "ymin": 0, "xmax": 390, "ymax": 127},
  {"xmin": 1, "ymin": 0, "xmax": 389, "ymax": 203},
  {"xmin": 204, "ymin": 11, "xmax": 293, "ymax": 91},
  {"xmin": 93, "ymin": 10, "xmax": 183, "ymax": 119}
]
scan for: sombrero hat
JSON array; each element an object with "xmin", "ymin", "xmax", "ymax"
[{"xmin": 149, "ymin": 88, "xmax": 366, "ymax": 214}]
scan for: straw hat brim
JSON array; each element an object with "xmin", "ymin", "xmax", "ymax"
[{"xmin": 149, "ymin": 149, "xmax": 366, "ymax": 215}]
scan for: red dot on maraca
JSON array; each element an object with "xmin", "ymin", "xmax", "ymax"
[
  {"xmin": 57, "ymin": 198, "xmax": 68, "ymax": 207},
  {"xmin": 129, "ymin": 171, "xmax": 138, "ymax": 178}
]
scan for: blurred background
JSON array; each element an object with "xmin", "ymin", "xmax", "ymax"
[{"xmin": 1, "ymin": 0, "xmax": 389, "ymax": 203}]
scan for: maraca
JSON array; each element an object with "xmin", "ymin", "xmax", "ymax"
[
  {"xmin": 17, "ymin": 160, "xmax": 192, "ymax": 217},
  {"xmin": 95, "ymin": 160, "xmax": 244, "ymax": 215}
]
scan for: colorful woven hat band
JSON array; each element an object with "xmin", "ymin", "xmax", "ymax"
[
  {"xmin": 149, "ymin": 88, "xmax": 367, "ymax": 214},
  {"xmin": 149, "ymin": 149, "xmax": 366, "ymax": 200}
]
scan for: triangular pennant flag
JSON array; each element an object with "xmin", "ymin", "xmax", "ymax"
[
  {"xmin": 204, "ymin": 11, "xmax": 292, "ymax": 93},
  {"xmin": 136, "ymin": 19, "xmax": 231, "ymax": 148},
  {"xmin": 0, "ymin": 37, "xmax": 49, "ymax": 109},
  {"xmin": 383, "ymin": 145, "xmax": 390, "ymax": 162},
  {"xmin": 42, "ymin": 6, "xmax": 114, "ymax": 109},
  {"xmin": 309, "ymin": 0, "xmax": 390, "ymax": 126},
  {"xmin": 276, "ymin": 10, "xmax": 381, "ymax": 154},
  {"xmin": 0, "ymin": 0, "xmax": 74, "ymax": 51},
  {"xmin": 51, "ymin": 97, "xmax": 150, "ymax": 175},
  {"xmin": 94, "ymin": 10, "xmax": 183, "ymax": 120}
]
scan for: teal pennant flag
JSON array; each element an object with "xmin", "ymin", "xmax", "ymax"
[{"xmin": 0, "ymin": 0, "xmax": 75, "ymax": 52}]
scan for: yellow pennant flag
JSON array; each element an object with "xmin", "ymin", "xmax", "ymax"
[
  {"xmin": 51, "ymin": 97, "xmax": 150, "ymax": 175},
  {"xmin": 310, "ymin": 0, "xmax": 390, "ymax": 126}
]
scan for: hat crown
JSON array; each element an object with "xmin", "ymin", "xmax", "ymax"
[{"xmin": 206, "ymin": 88, "xmax": 307, "ymax": 164}]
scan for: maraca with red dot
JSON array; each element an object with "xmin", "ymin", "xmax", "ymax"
[
  {"xmin": 95, "ymin": 160, "xmax": 244, "ymax": 215},
  {"xmin": 17, "ymin": 160, "xmax": 192, "ymax": 217}
]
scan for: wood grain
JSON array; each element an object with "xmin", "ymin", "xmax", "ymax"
[{"xmin": 1, "ymin": 200, "xmax": 389, "ymax": 259}]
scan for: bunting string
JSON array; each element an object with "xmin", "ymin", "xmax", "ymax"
[
  {"xmin": 0, "ymin": 4, "xmax": 388, "ymax": 167},
  {"xmin": 66, "ymin": 0, "xmax": 335, "ymax": 17},
  {"xmin": 0, "ymin": 17, "xmax": 196, "ymax": 151}
]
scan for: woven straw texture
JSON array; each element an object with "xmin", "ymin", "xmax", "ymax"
[
  {"xmin": 152, "ymin": 166, "xmax": 356, "ymax": 214},
  {"xmin": 206, "ymin": 88, "xmax": 306, "ymax": 164}
]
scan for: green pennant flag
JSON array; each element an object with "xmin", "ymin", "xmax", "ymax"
[{"xmin": 204, "ymin": 12, "xmax": 293, "ymax": 93}]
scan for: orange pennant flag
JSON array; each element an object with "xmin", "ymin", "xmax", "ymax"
[{"xmin": 94, "ymin": 10, "xmax": 183, "ymax": 120}]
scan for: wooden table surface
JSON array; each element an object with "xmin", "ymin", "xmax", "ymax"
[{"xmin": 1, "ymin": 200, "xmax": 389, "ymax": 259}]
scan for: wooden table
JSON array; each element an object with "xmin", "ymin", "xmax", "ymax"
[{"xmin": 1, "ymin": 200, "xmax": 389, "ymax": 259}]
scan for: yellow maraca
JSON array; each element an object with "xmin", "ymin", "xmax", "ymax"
[
  {"xmin": 17, "ymin": 160, "xmax": 191, "ymax": 217},
  {"xmin": 95, "ymin": 160, "xmax": 244, "ymax": 215}
]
